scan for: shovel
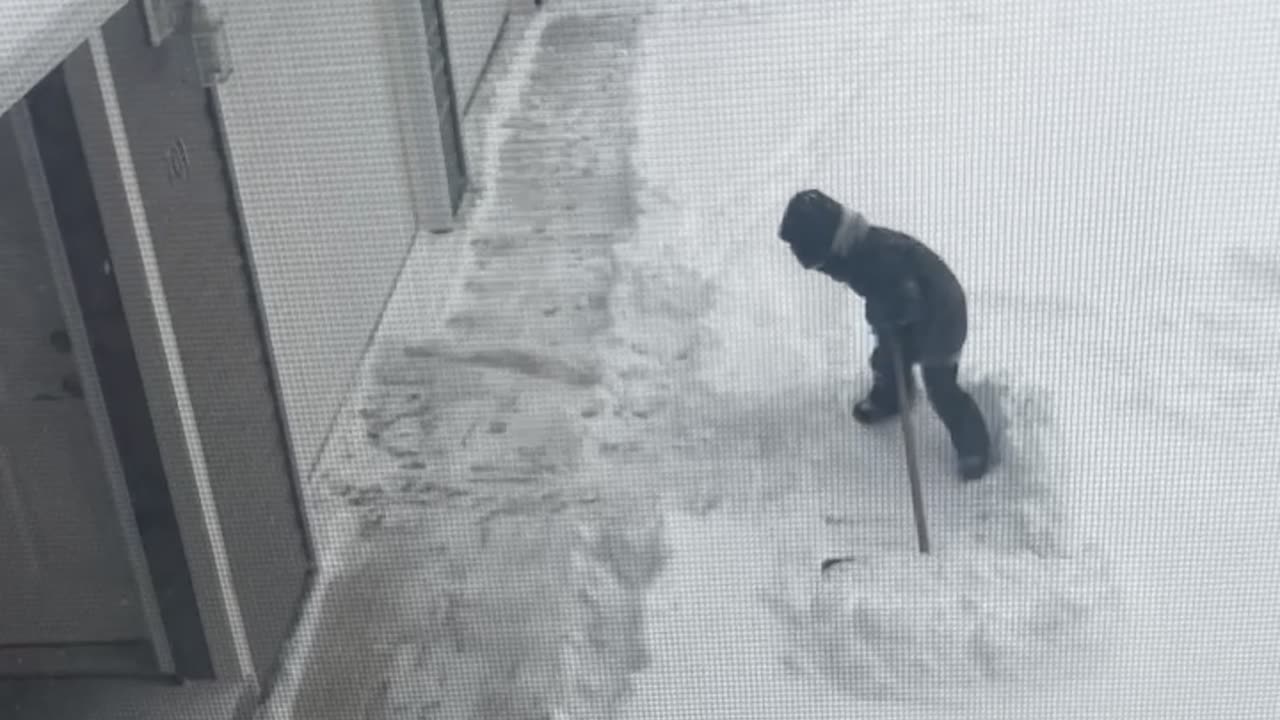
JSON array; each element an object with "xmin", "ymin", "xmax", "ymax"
[{"xmin": 821, "ymin": 332, "xmax": 930, "ymax": 572}]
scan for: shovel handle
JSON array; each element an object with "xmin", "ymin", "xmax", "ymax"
[{"xmin": 886, "ymin": 333, "xmax": 931, "ymax": 555}]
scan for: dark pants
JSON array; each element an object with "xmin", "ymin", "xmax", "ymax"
[{"xmin": 865, "ymin": 328, "xmax": 991, "ymax": 462}]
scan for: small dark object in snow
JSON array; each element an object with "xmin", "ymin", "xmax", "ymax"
[
  {"xmin": 778, "ymin": 189, "xmax": 992, "ymax": 481},
  {"xmin": 820, "ymin": 557, "xmax": 856, "ymax": 573}
]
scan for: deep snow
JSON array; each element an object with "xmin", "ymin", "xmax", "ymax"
[{"xmin": 608, "ymin": 0, "xmax": 1280, "ymax": 718}]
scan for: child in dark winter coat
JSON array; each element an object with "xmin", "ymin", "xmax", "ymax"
[{"xmin": 777, "ymin": 189, "xmax": 991, "ymax": 480}]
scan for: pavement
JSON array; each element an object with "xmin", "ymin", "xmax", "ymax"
[{"xmin": 266, "ymin": 6, "xmax": 670, "ymax": 719}]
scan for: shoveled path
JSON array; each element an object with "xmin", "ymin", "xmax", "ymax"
[{"xmin": 275, "ymin": 8, "xmax": 662, "ymax": 720}]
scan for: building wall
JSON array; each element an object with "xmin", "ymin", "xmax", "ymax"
[
  {"xmin": 213, "ymin": 0, "xmax": 423, "ymax": 478},
  {"xmin": 2, "ymin": 0, "xmax": 510, "ymax": 495}
]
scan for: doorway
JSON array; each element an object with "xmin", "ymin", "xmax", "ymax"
[
  {"xmin": 98, "ymin": 1, "xmax": 315, "ymax": 689},
  {"xmin": 423, "ymin": 0, "xmax": 469, "ymax": 212}
]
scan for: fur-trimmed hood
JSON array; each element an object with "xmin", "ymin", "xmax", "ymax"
[
  {"xmin": 778, "ymin": 189, "xmax": 868, "ymax": 269},
  {"xmin": 830, "ymin": 208, "xmax": 871, "ymax": 258}
]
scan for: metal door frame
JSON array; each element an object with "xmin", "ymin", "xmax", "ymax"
[
  {"xmin": 64, "ymin": 2, "xmax": 319, "ymax": 689},
  {"xmin": 1, "ymin": 0, "xmax": 319, "ymax": 699},
  {"xmin": 58, "ymin": 34, "xmax": 252, "ymax": 682},
  {"xmin": 98, "ymin": 0, "xmax": 318, "ymax": 694}
]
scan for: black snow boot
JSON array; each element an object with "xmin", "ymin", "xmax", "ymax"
[
  {"xmin": 951, "ymin": 414, "xmax": 992, "ymax": 481},
  {"xmin": 852, "ymin": 371, "xmax": 915, "ymax": 425},
  {"xmin": 852, "ymin": 396, "xmax": 894, "ymax": 424},
  {"xmin": 958, "ymin": 450, "xmax": 990, "ymax": 481}
]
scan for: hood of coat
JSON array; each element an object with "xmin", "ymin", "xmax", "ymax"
[{"xmin": 778, "ymin": 189, "xmax": 870, "ymax": 270}]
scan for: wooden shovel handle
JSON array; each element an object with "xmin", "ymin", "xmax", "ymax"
[{"xmin": 886, "ymin": 333, "xmax": 931, "ymax": 555}]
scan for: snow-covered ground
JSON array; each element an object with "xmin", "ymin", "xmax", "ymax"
[
  {"xmin": 601, "ymin": 0, "xmax": 1280, "ymax": 717},
  {"xmin": 273, "ymin": 2, "xmax": 1280, "ymax": 717}
]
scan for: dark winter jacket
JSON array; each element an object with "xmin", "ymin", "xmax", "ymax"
[{"xmin": 778, "ymin": 190, "xmax": 969, "ymax": 365}]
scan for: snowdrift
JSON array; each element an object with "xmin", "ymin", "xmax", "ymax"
[{"xmin": 766, "ymin": 377, "xmax": 1118, "ymax": 701}]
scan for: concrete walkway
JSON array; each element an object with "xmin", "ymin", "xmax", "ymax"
[{"xmin": 266, "ymin": 7, "xmax": 664, "ymax": 720}]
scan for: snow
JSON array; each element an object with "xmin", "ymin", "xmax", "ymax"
[
  {"xmin": 256, "ymin": 14, "xmax": 557, "ymax": 718},
  {"xmin": 376, "ymin": 7, "xmax": 552, "ymax": 340},
  {"xmin": 260, "ymin": 1, "xmax": 1280, "ymax": 715},
  {"xmin": 0, "ymin": 0, "xmax": 125, "ymax": 115},
  {"xmin": 610, "ymin": 0, "xmax": 1280, "ymax": 717}
]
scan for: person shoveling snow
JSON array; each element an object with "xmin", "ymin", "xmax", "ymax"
[
  {"xmin": 778, "ymin": 189, "xmax": 992, "ymax": 482},
  {"xmin": 769, "ymin": 191, "xmax": 1116, "ymax": 703}
]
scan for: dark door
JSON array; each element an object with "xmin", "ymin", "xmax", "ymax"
[
  {"xmin": 423, "ymin": 0, "xmax": 469, "ymax": 212},
  {"xmin": 26, "ymin": 55, "xmax": 215, "ymax": 678},
  {"xmin": 0, "ymin": 106, "xmax": 159, "ymax": 676},
  {"xmin": 100, "ymin": 2, "xmax": 315, "ymax": 689}
]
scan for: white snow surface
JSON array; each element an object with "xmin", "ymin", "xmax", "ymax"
[
  {"xmin": 612, "ymin": 0, "xmax": 1280, "ymax": 718},
  {"xmin": 0, "ymin": 0, "xmax": 125, "ymax": 114}
]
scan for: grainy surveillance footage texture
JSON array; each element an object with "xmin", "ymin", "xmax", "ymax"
[{"xmin": 2, "ymin": 1, "xmax": 1279, "ymax": 719}]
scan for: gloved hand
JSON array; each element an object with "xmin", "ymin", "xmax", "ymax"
[{"xmin": 865, "ymin": 278, "xmax": 922, "ymax": 331}]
